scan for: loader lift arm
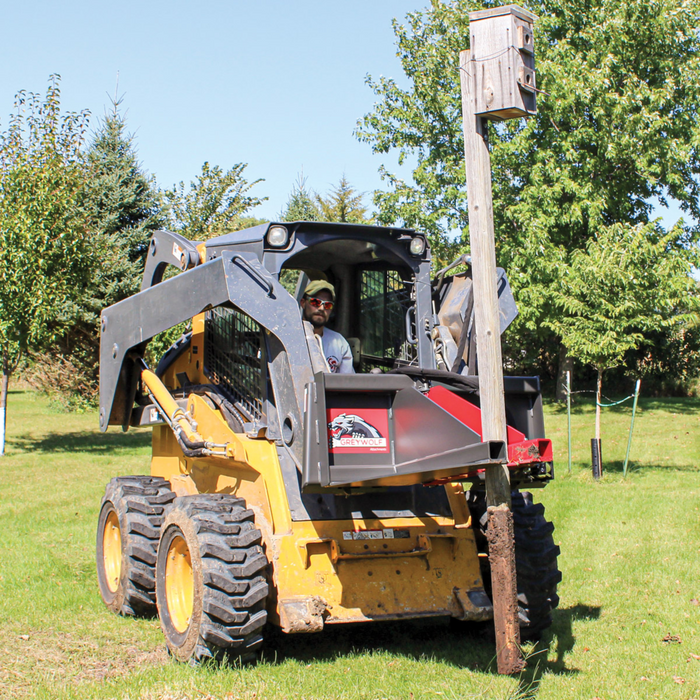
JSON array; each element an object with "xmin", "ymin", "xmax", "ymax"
[
  {"xmin": 140, "ymin": 229, "xmax": 202, "ymax": 291},
  {"xmin": 100, "ymin": 251, "xmax": 314, "ymax": 469}
]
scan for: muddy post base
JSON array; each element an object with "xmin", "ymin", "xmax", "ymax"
[{"xmin": 487, "ymin": 504, "xmax": 525, "ymax": 675}]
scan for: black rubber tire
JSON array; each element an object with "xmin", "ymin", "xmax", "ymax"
[
  {"xmin": 96, "ymin": 476, "xmax": 176, "ymax": 616},
  {"xmin": 467, "ymin": 489, "xmax": 561, "ymax": 641},
  {"xmin": 155, "ymin": 494, "xmax": 269, "ymax": 664}
]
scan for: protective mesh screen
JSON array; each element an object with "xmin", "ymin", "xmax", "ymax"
[
  {"xmin": 360, "ymin": 269, "xmax": 417, "ymax": 372},
  {"xmin": 204, "ymin": 306, "xmax": 264, "ymax": 422}
]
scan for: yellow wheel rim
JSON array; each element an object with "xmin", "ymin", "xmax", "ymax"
[
  {"xmin": 165, "ymin": 534, "xmax": 193, "ymax": 634},
  {"xmin": 102, "ymin": 509, "xmax": 122, "ymax": 594}
]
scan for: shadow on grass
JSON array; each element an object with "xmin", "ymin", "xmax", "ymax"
[
  {"xmin": 261, "ymin": 608, "xmax": 599, "ymax": 679},
  {"xmin": 7, "ymin": 429, "xmax": 151, "ymax": 454},
  {"xmin": 262, "ymin": 617, "xmax": 494, "ymax": 670},
  {"xmin": 561, "ymin": 459, "xmax": 700, "ymax": 475},
  {"xmin": 515, "ymin": 604, "xmax": 601, "ymax": 697}
]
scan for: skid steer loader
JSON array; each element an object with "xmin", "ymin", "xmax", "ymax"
[{"xmin": 96, "ymin": 221, "xmax": 560, "ymax": 663}]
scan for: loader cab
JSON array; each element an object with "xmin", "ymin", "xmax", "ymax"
[
  {"xmin": 284, "ymin": 262, "xmax": 418, "ymax": 373},
  {"xmin": 207, "ymin": 221, "xmax": 434, "ymax": 373}
]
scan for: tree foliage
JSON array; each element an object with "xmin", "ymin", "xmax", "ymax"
[
  {"xmin": 144, "ymin": 163, "xmax": 265, "ymax": 367},
  {"xmin": 280, "ymin": 173, "xmax": 321, "ymax": 222},
  {"xmin": 165, "ymin": 162, "xmax": 265, "ymax": 240},
  {"xmin": 83, "ymin": 100, "xmax": 163, "ymax": 305},
  {"xmin": 28, "ymin": 101, "xmax": 164, "ymax": 409},
  {"xmin": 357, "ymin": 0, "xmax": 700, "ymax": 386},
  {"xmin": 3, "ymin": 92, "xmax": 268, "ymax": 408},
  {"xmin": 281, "ymin": 174, "xmax": 371, "ymax": 224},
  {"xmin": 543, "ymin": 221, "xmax": 699, "ymax": 436},
  {"xmin": 544, "ymin": 223, "xmax": 699, "ymax": 372},
  {"xmin": 0, "ymin": 76, "xmax": 90, "ymax": 449},
  {"xmin": 317, "ymin": 176, "xmax": 370, "ymax": 223},
  {"xmin": 0, "ymin": 77, "xmax": 90, "ymax": 361}
]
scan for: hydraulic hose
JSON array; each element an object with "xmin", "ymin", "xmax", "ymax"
[
  {"xmin": 140, "ymin": 367, "xmax": 201, "ymax": 444},
  {"xmin": 135, "ymin": 358, "xmax": 211, "ymax": 457}
]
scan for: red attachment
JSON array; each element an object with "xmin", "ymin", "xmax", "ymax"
[{"xmin": 426, "ymin": 385, "xmax": 552, "ymax": 469}]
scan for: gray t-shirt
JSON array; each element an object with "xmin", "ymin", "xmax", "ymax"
[{"xmin": 320, "ymin": 328, "xmax": 355, "ymax": 373}]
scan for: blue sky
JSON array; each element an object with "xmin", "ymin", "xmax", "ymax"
[
  {"xmin": 0, "ymin": 1, "xmax": 689, "ymax": 228},
  {"xmin": 0, "ymin": 1, "xmax": 428, "ymax": 220}
]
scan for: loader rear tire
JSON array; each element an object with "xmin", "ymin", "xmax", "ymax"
[
  {"xmin": 155, "ymin": 494, "xmax": 269, "ymax": 664},
  {"xmin": 467, "ymin": 490, "xmax": 561, "ymax": 642},
  {"xmin": 96, "ymin": 476, "xmax": 176, "ymax": 616}
]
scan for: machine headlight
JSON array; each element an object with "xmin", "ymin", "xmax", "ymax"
[
  {"xmin": 409, "ymin": 237, "xmax": 426, "ymax": 256},
  {"xmin": 267, "ymin": 225, "xmax": 289, "ymax": 248}
]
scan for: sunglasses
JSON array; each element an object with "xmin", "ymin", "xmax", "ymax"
[{"xmin": 305, "ymin": 296, "xmax": 334, "ymax": 311}]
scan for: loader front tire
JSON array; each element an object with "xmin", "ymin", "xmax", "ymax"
[
  {"xmin": 96, "ymin": 476, "xmax": 176, "ymax": 616},
  {"xmin": 467, "ymin": 490, "xmax": 561, "ymax": 642},
  {"xmin": 155, "ymin": 494, "xmax": 269, "ymax": 664}
]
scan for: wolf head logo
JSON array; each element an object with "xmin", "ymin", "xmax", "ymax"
[{"xmin": 328, "ymin": 414, "xmax": 382, "ymax": 440}]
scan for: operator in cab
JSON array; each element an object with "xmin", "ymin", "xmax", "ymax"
[{"xmin": 300, "ymin": 280, "xmax": 354, "ymax": 374}]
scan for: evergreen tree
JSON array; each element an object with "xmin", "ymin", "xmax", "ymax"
[
  {"xmin": 317, "ymin": 176, "xmax": 370, "ymax": 223},
  {"xmin": 280, "ymin": 174, "xmax": 321, "ymax": 222},
  {"xmin": 83, "ymin": 99, "xmax": 162, "ymax": 306}
]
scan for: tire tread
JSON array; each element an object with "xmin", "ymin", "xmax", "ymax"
[{"xmin": 98, "ymin": 476, "xmax": 175, "ymax": 616}]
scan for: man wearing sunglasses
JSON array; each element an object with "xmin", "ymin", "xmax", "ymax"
[{"xmin": 300, "ymin": 280, "xmax": 354, "ymax": 374}]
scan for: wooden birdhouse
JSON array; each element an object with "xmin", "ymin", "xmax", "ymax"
[{"xmin": 468, "ymin": 5, "xmax": 537, "ymax": 120}]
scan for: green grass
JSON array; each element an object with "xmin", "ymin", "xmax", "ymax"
[
  {"xmin": 546, "ymin": 395, "xmax": 700, "ymax": 474},
  {"xmin": 0, "ymin": 390, "xmax": 699, "ymax": 699}
]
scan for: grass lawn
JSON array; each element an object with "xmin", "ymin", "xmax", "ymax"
[{"xmin": 0, "ymin": 390, "xmax": 699, "ymax": 699}]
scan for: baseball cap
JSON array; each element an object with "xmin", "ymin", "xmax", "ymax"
[{"xmin": 303, "ymin": 280, "xmax": 336, "ymax": 300}]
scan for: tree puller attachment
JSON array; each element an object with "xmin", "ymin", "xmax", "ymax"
[{"xmin": 96, "ymin": 222, "xmax": 560, "ymax": 663}]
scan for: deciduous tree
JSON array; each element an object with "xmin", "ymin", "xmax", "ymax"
[
  {"xmin": 0, "ymin": 76, "xmax": 91, "ymax": 453},
  {"xmin": 29, "ymin": 100, "xmax": 164, "ymax": 408},
  {"xmin": 165, "ymin": 162, "xmax": 265, "ymax": 239},
  {"xmin": 357, "ymin": 0, "xmax": 700, "ymax": 388},
  {"xmin": 543, "ymin": 222, "xmax": 698, "ymax": 444},
  {"xmin": 145, "ymin": 163, "xmax": 266, "ymax": 366}
]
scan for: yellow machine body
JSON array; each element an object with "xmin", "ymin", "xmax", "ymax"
[{"xmin": 148, "ymin": 317, "xmax": 491, "ymax": 633}]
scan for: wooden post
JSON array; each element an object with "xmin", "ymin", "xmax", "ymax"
[
  {"xmin": 459, "ymin": 51, "xmax": 511, "ymax": 508},
  {"xmin": 459, "ymin": 4, "xmax": 537, "ymax": 675}
]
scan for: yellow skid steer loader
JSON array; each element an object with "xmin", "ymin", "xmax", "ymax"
[{"xmin": 96, "ymin": 222, "xmax": 560, "ymax": 663}]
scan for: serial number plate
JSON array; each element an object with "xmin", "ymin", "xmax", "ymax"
[{"xmin": 342, "ymin": 529, "xmax": 411, "ymax": 540}]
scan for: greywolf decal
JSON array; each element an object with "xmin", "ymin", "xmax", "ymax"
[{"xmin": 328, "ymin": 413, "xmax": 386, "ymax": 449}]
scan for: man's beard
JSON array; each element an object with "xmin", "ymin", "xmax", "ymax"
[
  {"xmin": 309, "ymin": 314, "xmax": 325, "ymax": 329},
  {"xmin": 303, "ymin": 306, "xmax": 326, "ymax": 329}
]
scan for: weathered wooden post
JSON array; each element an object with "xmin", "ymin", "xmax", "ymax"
[{"xmin": 459, "ymin": 4, "xmax": 537, "ymax": 675}]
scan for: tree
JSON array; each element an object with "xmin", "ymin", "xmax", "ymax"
[
  {"xmin": 144, "ymin": 163, "xmax": 266, "ymax": 367},
  {"xmin": 0, "ymin": 76, "xmax": 91, "ymax": 453},
  {"xmin": 544, "ymin": 222, "xmax": 699, "ymax": 445},
  {"xmin": 29, "ymin": 100, "xmax": 164, "ymax": 409},
  {"xmin": 165, "ymin": 162, "xmax": 265, "ymax": 239},
  {"xmin": 281, "ymin": 174, "xmax": 372, "ymax": 224},
  {"xmin": 83, "ymin": 99, "xmax": 163, "ymax": 305},
  {"xmin": 625, "ymin": 325, "xmax": 700, "ymax": 396},
  {"xmin": 280, "ymin": 173, "xmax": 321, "ymax": 222},
  {"xmin": 356, "ymin": 0, "xmax": 700, "ymax": 387},
  {"xmin": 317, "ymin": 176, "xmax": 370, "ymax": 223}
]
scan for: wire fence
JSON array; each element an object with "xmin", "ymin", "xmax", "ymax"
[{"xmin": 563, "ymin": 373, "xmax": 641, "ymax": 479}]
